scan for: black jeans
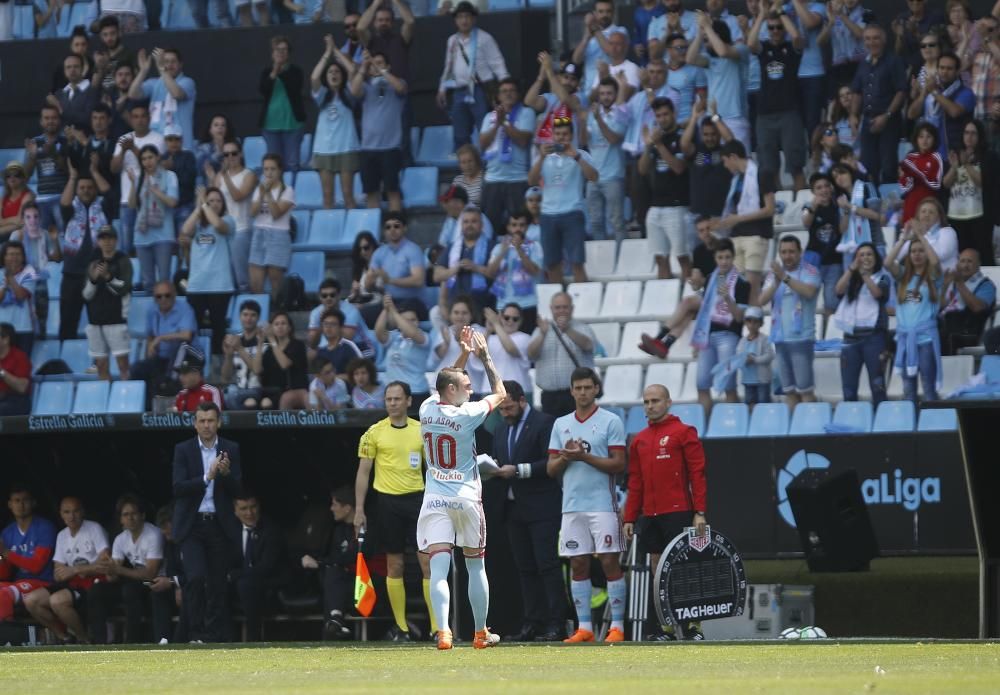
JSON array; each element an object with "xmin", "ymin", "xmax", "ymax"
[
  {"xmin": 188, "ymin": 292, "xmax": 232, "ymax": 356},
  {"xmin": 88, "ymin": 579, "xmax": 172, "ymax": 643},
  {"xmin": 59, "ymin": 273, "xmax": 87, "ymax": 340},
  {"xmin": 507, "ymin": 509, "xmax": 564, "ymax": 632},
  {"xmin": 540, "ymin": 389, "xmax": 575, "ymax": 418},
  {"xmin": 181, "ymin": 516, "xmax": 233, "ymax": 642},
  {"xmin": 481, "ymin": 181, "xmax": 529, "ymax": 235},
  {"xmin": 860, "ymin": 114, "xmax": 902, "ymax": 187}
]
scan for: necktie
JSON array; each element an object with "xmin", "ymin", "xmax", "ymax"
[
  {"xmin": 508, "ymin": 423, "xmax": 520, "ymax": 461},
  {"xmin": 244, "ymin": 529, "xmax": 255, "ymax": 569}
]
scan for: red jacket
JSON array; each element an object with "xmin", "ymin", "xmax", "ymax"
[
  {"xmin": 624, "ymin": 415, "xmax": 707, "ymax": 523},
  {"xmin": 175, "ymin": 382, "xmax": 223, "ymax": 413}
]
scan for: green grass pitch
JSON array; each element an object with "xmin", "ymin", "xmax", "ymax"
[{"xmin": 0, "ymin": 642, "xmax": 998, "ymax": 693}]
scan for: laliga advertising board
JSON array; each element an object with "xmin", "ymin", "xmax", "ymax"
[{"xmin": 654, "ymin": 526, "xmax": 747, "ymax": 636}]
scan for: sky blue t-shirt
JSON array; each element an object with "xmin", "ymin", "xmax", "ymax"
[
  {"xmin": 784, "ymin": 2, "xmax": 827, "ymax": 78},
  {"xmin": 361, "ymin": 79, "xmax": 406, "ymax": 151},
  {"xmin": 586, "ymin": 105, "xmax": 629, "ymax": 181},
  {"xmin": 898, "ymin": 275, "xmax": 943, "ymax": 343},
  {"xmin": 383, "ymin": 328, "xmax": 431, "ymax": 393},
  {"xmin": 667, "ymin": 64, "xmax": 707, "ymax": 124},
  {"xmin": 622, "ymin": 84, "xmax": 678, "ymax": 155},
  {"xmin": 147, "ymin": 300, "xmax": 198, "ymax": 359},
  {"xmin": 583, "ymin": 25, "xmax": 630, "ymax": 92},
  {"xmin": 707, "ymin": 45, "xmax": 749, "ymax": 121},
  {"xmin": 312, "ymin": 88, "xmax": 360, "ymax": 156},
  {"xmin": 765, "ymin": 263, "xmax": 821, "ymax": 343},
  {"xmin": 142, "ymin": 75, "xmax": 198, "ymax": 150},
  {"xmin": 0, "ymin": 266, "xmax": 37, "ymax": 333},
  {"xmin": 489, "ymin": 237, "xmax": 544, "ymax": 308},
  {"xmin": 540, "ymin": 150, "xmax": 596, "ymax": 215},
  {"xmin": 646, "ymin": 9, "xmax": 698, "ymax": 44},
  {"xmin": 548, "ymin": 407, "xmax": 626, "ymax": 513},
  {"xmin": 482, "ymin": 106, "xmax": 537, "ymax": 184},
  {"xmin": 133, "ymin": 170, "xmax": 179, "ymax": 248},
  {"xmin": 187, "ymin": 215, "xmax": 235, "ymax": 294},
  {"xmin": 369, "ymin": 238, "xmax": 426, "ymax": 301}
]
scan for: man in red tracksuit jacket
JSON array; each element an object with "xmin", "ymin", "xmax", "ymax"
[{"xmin": 623, "ymin": 383, "xmax": 707, "ymax": 640}]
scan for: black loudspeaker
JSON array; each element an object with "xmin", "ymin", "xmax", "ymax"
[{"xmin": 787, "ymin": 468, "xmax": 879, "ymax": 572}]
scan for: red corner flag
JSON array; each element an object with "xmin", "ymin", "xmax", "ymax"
[{"xmin": 354, "ymin": 529, "xmax": 376, "ymax": 617}]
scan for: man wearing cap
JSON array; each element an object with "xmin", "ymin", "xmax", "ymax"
[
  {"xmin": 479, "ymin": 78, "xmax": 535, "ymax": 234},
  {"xmin": 174, "ymin": 347, "xmax": 222, "ymax": 412},
  {"xmin": 572, "ymin": 0, "xmax": 630, "ymax": 92},
  {"xmin": 526, "ymin": 53, "xmax": 588, "ymax": 149},
  {"xmin": 437, "ymin": 1, "xmax": 510, "ymax": 152},
  {"xmin": 83, "ymin": 225, "xmax": 133, "ymax": 381}
]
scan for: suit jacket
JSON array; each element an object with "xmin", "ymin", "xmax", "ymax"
[
  {"xmin": 491, "ymin": 407, "xmax": 561, "ymax": 522},
  {"xmin": 172, "ymin": 436, "xmax": 242, "ymax": 544},
  {"xmin": 231, "ymin": 516, "xmax": 286, "ymax": 586}
]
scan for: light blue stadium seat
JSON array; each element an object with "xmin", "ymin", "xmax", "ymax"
[
  {"xmin": 46, "ymin": 304, "xmax": 88, "ymax": 339},
  {"xmin": 410, "ymin": 126, "xmax": 421, "ymax": 162},
  {"xmin": 33, "ymin": 381, "xmax": 74, "ymax": 415},
  {"xmin": 979, "ymin": 355, "xmax": 1000, "ymax": 383},
  {"xmin": 60, "ymin": 339, "xmax": 95, "ymax": 377},
  {"xmin": 878, "ymin": 183, "xmax": 901, "ymax": 202},
  {"xmin": 294, "ymin": 171, "xmax": 323, "ymax": 209},
  {"xmin": 13, "ymin": 3, "xmax": 35, "ymax": 39},
  {"xmin": 0, "ymin": 148, "xmax": 25, "ymax": 166},
  {"xmin": 401, "ymin": 167, "xmax": 440, "ymax": 208},
  {"xmin": 66, "ymin": 1, "xmax": 97, "ymax": 34},
  {"xmin": 625, "ymin": 406, "xmax": 647, "ymax": 436},
  {"xmin": 334, "ymin": 173, "xmax": 364, "ymax": 207},
  {"xmin": 128, "ymin": 296, "xmax": 155, "ymax": 338},
  {"xmin": 72, "ymin": 381, "xmax": 110, "ymax": 414},
  {"xmin": 706, "ymin": 403, "xmax": 749, "ymax": 438},
  {"xmin": 242, "ymin": 136, "xmax": 266, "ymax": 171},
  {"xmin": 669, "ymin": 403, "xmax": 704, "ymax": 437},
  {"xmin": 489, "ymin": 0, "xmax": 523, "ymax": 9},
  {"xmin": 747, "ymin": 403, "xmax": 790, "ymax": 437},
  {"xmin": 416, "ymin": 126, "xmax": 456, "ymax": 168},
  {"xmin": 872, "ymin": 401, "xmax": 915, "ymax": 433},
  {"xmin": 918, "ymin": 408, "xmax": 958, "ymax": 432},
  {"xmin": 107, "ymin": 380, "xmax": 146, "ymax": 414},
  {"xmin": 341, "ymin": 209, "xmax": 382, "ymax": 252},
  {"xmin": 229, "ymin": 294, "xmax": 271, "ymax": 329},
  {"xmin": 290, "ymin": 210, "xmax": 312, "ymax": 249},
  {"xmin": 31, "ymin": 340, "xmax": 61, "ymax": 375},
  {"xmin": 789, "ymin": 402, "xmax": 832, "ymax": 435},
  {"xmin": 833, "ymin": 401, "xmax": 873, "ymax": 433},
  {"xmin": 283, "ymin": 171, "xmax": 294, "ymax": 187},
  {"xmin": 46, "ymin": 261, "xmax": 63, "ymax": 299},
  {"xmin": 897, "ymin": 141, "xmax": 913, "ymax": 162},
  {"xmin": 162, "ymin": 0, "xmax": 198, "ymax": 28},
  {"xmin": 299, "ymin": 133, "xmax": 314, "ymax": 169},
  {"xmin": 289, "ymin": 252, "xmax": 325, "ymax": 291},
  {"xmin": 194, "ymin": 335, "xmax": 211, "ymax": 377},
  {"xmin": 604, "ymin": 406, "xmax": 626, "ymax": 427},
  {"xmin": 300, "ymin": 209, "xmax": 346, "ymax": 252}
]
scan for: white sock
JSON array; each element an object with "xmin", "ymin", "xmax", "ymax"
[
  {"xmin": 465, "ymin": 556, "xmax": 489, "ymax": 632},
  {"xmin": 429, "ymin": 552, "xmax": 452, "ymax": 633},
  {"xmin": 571, "ymin": 579, "xmax": 593, "ymax": 632}
]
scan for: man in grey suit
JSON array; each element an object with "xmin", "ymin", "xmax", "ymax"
[
  {"xmin": 492, "ymin": 380, "xmax": 563, "ymax": 641},
  {"xmin": 172, "ymin": 401, "xmax": 242, "ymax": 642}
]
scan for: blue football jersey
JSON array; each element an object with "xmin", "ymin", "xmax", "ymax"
[{"xmin": 1, "ymin": 517, "xmax": 57, "ymax": 582}]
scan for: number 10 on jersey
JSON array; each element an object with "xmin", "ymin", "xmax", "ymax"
[{"xmin": 424, "ymin": 432, "xmax": 457, "ymax": 470}]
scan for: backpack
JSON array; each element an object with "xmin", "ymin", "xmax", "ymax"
[{"xmin": 279, "ymin": 274, "xmax": 306, "ymax": 311}]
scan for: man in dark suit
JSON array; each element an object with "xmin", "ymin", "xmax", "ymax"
[
  {"xmin": 172, "ymin": 401, "xmax": 242, "ymax": 642},
  {"xmin": 492, "ymin": 380, "xmax": 563, "ymax": 642},
  {"xmin": 229, "ymin": 490, "xmax": 285, "ymax": 642}
]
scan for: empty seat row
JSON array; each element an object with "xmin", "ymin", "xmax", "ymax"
[
  {"xmin": 33, "ymin": 380, "xmax": 146, "ymax": 416},
  {"xmin": 292, "ymin": 209, "xmax": 381, "ymax": 253}
]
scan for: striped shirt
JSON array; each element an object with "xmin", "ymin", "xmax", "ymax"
[
  {"xmin": 972, "ymin": 48, "xmax": 1000, "ymax": 122},
  {"xmin": 451, "ymin": 173, "xmax": 483, "ymax": 208},
  {"xmin": 531, "ymin": 320, "xmax": 596, "ymax": 392}
]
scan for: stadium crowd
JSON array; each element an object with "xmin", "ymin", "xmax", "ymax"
[{"xmin": 0, "ymin": 0, "xmax": 999, "ymax": 643}]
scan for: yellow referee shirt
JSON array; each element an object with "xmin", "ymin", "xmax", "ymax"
[{"xmin": 357, "ymin": 417, "xmax": 425, "ymax": 495}]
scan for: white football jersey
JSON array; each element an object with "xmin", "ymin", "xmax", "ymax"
[
  {"xmin": 53, "ymin": 520, "xmax": 109, "ymax": 567},
  {"xmin": 419, "ymin": 396, "xmax": 493, "ymax": 501},
  {"xmin": 111, "ymin": 522, "xmax": 164, "ymax": 574}
]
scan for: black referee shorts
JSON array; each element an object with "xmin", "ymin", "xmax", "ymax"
[
  {"xmin": 636, "ymin": 511, "xmax": 692, "ymax": 558},
  {"xmin": 377, "ymin": 491, "xmax": 422, "ymax": 554}
]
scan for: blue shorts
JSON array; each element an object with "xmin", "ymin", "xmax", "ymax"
[
  {"xmin": 249, "ymin": 226, "xmax": 292, "ymax": 269},
  {"xmin": 774, "ymin": 340, "xmax": 815, "ymax": 393},
  {"xmin": 540, "ymin": 210, "xmax": 586, "ymax": 268},
  {"xmin": 696, "ymin": 330, "xmax": 740, "ymax": 392}
]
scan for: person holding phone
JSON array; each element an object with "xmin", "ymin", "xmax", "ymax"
[{"xmin": 171, "ymin": 401, "xmax": 242, "ymax": 643}]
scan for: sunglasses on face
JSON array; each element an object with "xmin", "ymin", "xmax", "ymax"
[
  {"xmin": 921, "ymin": 42, "xmax": 937, "ymax": 48},
  {"xmin": 223, "ymin": 151, "xmax": 240, "ymax": 157},
  {"xmin": 823, "ymin": 128, "xmax": 836, "ymax": 136},
  {"xmin": 345, "ymin": 22, "xmax": 357, "ymax": 28},
  {"xmin": 768, "ymin": 24, "xmax": 784, "ymax": 30}
]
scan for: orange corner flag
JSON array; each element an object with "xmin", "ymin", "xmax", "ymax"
[{"xmin": 354, "ymin": 532, "xmax": 376, "ymax": 617}]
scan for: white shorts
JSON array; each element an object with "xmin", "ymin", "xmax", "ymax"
[
  {"xmin": 416, "ymin": 493, "xmax": 486, "ymax": 551},
  {"xmin": 645, "ymin": 206, "xmax": 690, "ymax": 258},
  {"xmin": 85, "ymin": 323, "xmax": 130, "ymax": 359},
  {"xmin": 559, "ymin": 511, "xmax": 625, "ymax": 557}
]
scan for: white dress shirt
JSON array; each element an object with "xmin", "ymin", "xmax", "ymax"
[
  {"xmin": 439, "ymin": 28, "xmax": 509, "ymax": 91},
  {"xmin": 198, "ymin": 437, "xmax": 218, "ymax": 513}
]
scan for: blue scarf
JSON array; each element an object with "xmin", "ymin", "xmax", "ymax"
[
  {"xmin": 770, "ymin": 265, "xmax": 808, "ymax": 344},
  {"xmin": 835, "ymin": 180, "xmax": 871, "ymax": 256},
  {"xmin": 447, "ymin": 233, "xmax": 490, "ymax": 292},
  {"xmin": 62, "ymin": 196, "xmax": 107, "ymax": 256},
  {"xmin": 710, "ymin": 350, "xmax": 747, "ymax": 393},
  {"xmin": 485, "ymin": 104, "xmax": 523, "ymax": 164},
  {"xmin": 894, "ymin": 317, "xmax": 942, "ymax": 389},
  {"xmin": 692, "ymin": 267, "xmax": 737, "ymax": 350}
]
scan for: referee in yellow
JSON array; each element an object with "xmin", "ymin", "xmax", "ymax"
[{"xmin": 354, "ymin": 380, "xmax": 436, "ymax": 641}]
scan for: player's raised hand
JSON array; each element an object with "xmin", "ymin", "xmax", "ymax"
[
  {"xmin": 459, "ymin": 325, "xmax": 475, "ymax": 353},
  {"xmin": 471, "ymin": 330, "xmax": 489, "ymax": 357}
]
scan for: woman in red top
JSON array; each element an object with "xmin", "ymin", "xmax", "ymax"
[
  {"xmin": 0, "ymin": 162, "xmax": 36, "ymax": 241},
  {"xmin": 899, "ymin": 123, "xmax": 943, "ymax": 225}
]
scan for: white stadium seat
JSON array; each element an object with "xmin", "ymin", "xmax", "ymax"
[
  {"xmin": 645, "ymin": 362, "xmax": 685, "ymax": 397},
  {"xmin": 602, "ymin": 364, "xmax": 644, "ymax": 406},
  {"xmin": 612, "ymin": 321, "xmax": 663, "ymax": 362},
  {"xmin": 567, "ymin": 282, "xmax": 604, "ymax": 321},
  {"xmin": 590, "ymin": 322, "xmax": 621, "ymax": 359},
  {"xmin": 676, "ymin": 362, "xmax": 699, "ymax": 402},
  {"xmin": 814, "ymin": 357, "xmax": 844, "ymax": 403},
  {"xmin": 535, "ymin": 284, "xmax": 563, "ymax": 320},
  {"xmin": 613, "ymin": 239, "xmax": 656, "ymax": 280},
  {"xmin": 599, "ymin": 281, "xmax": 643, "ymax": 321},
  {"xmin": 638, "ymin": 279, "xmax": 682, "ymax": 320},
  {"xmin": 586, "ymin": 240, "xmax": 618, "ymax": 279}
]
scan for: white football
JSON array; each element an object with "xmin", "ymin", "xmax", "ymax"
[
  {"xmin": 779, "ymin": 627, "xmax": 801, "ymax": 640},
  {"xmin": 798, "ymin": 626, "xmax": 828, "ymax": 639}
]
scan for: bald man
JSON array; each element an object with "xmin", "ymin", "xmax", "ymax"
[
  {"xmin": 526, "ymin": 292, "xmax": 597, "ymax": 416},
  {"xmin": 623, "ymin": 384, "xmax": 708, "ymax": 640},
  {"xmin": 940, "ymin": 248, "xmax": 997, "ymax": 355}
]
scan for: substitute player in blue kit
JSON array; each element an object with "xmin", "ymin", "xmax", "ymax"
[
  {"xmin": 419, "ymin": 331, "xmax": 507, "ymax": 651},
  {"xmin": 547, "ymin": 367, "xmax": 628, "ymax": 643}
]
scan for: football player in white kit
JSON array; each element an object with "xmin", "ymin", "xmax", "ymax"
[
  {"xmin": 418, "ymin": 330, "xmax": 507, "ymax": 650},
  {"xmin": 547, "ymin": 367, "xmax": 628, "ymax": 643}
]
